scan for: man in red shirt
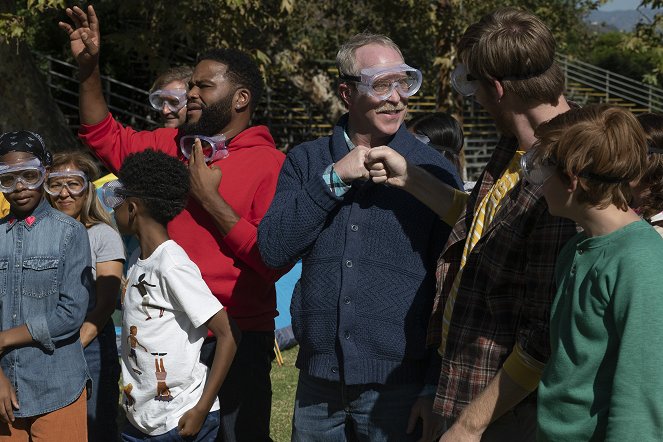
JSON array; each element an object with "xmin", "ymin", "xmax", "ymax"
[{"xmin": 61, "ymin": 6, "xmax": 286, "ymax": 441}]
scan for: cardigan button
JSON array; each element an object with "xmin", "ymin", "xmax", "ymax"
[
  {"xmin": 350, "ymin": 224, "xmax": 359, "ymax": 232},
  {"xmin": 345, "ymin": 260, "xmax": 353, "ymax": 268},
  {"xmin": 344, "ymin": 331, "xmax": 351, "ymax": 340},
  {"xmin": 331, "ymin": 367, "xmax": 338, "ymax": 373},
  {"xmin": 344, "ymin": 296, "xmax": 351, "ymax": 305}
]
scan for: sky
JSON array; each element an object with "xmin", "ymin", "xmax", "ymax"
[{"xmin": 598, "ymin": 0, "xmax": 643, "ymax": 11}]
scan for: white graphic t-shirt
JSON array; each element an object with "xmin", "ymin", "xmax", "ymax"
[{"xmin": 120, "ymin": 240, "xmax": 222, "ymax": 436}]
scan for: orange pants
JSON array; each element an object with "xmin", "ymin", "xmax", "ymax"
[{"xmin": 0, "ymin": 390, "xmax": 87, "ymax": 441}]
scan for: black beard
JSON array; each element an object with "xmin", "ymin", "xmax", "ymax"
[{"xmin": 180, "ymin": 92, "xmax": 234, "ymax": 137}]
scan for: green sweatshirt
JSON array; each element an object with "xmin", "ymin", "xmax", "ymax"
[{"xmin": 538, "ymin": 220, "xmax": 663, "ymax": 441}]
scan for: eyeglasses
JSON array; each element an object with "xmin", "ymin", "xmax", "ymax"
[
  {"xmin": 451, "ymin": 64, "xmax": 479, "ymax": 97},
  {"xmin": 100, "ymin": 179, "xmax": 130, "ymax": 209},
  {"xmin": 340, "ymin": 64, "xmax": 422, "ymax": 101},
  {"xmin": 179, "ymin": 134, "xmax": 229, "ymax": 163},
  {"xmin": 149, "ymin": 89, "xmax": 188, "ymax": 113},
  {"xmin": 44, "ymin": 170, "xmax": 89, "ymax": 197},
  {"xmin": 0, "ymin": 158, "xmax": 46, "ymax": 193}
]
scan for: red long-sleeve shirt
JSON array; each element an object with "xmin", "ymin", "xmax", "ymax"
[{"xmin": 79, "ymin": 113, "xmax": 287, "ymax": 331}]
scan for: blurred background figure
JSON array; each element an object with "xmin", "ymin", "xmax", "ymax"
[
  {"xmin": 148, "ymin": 66, "xmax": 193, "ymax": 128},
  {"xmin": 633, "ymin": 112, "xmax": 663, "ymax": 236},
  {"xmin": 45, "ymin": 151, "xmax": 125, "ymax": 442}
]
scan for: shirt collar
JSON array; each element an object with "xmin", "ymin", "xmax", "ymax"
[{"xmin": 5, "ymin": 197, "xmax": 50, "ymax": 232}]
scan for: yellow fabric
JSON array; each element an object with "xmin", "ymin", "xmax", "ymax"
[
  {"xmin": 93, "ymin": 173, "xmax": 117, "ymax": 188},
  {"xmin": 441, "ymin": 189, "xmax": 470, "ymax": 227},
  {"xmin": 439, "ymin": 151, "xmax": 525, "ymax": 355},
  {"xmin": 502, "ymin": 343, "xmax": 546, "ymax": 392},
  {"xmin": 0, "ymin": 194, "xmax": 9, "ymax": 218}
]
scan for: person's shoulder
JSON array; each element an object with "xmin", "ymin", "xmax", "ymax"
[{"xmin": 87, "ymin": 222, "xmax": 122, "ymax": 242}]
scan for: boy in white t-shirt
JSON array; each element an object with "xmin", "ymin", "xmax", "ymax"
[{"xmin": 101, "ymin": 148, "xmax": 239, "ymax": 441}]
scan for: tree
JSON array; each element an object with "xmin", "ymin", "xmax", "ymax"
[
  {"xmin": 0, "ymin": 0, "xmax": 79, "ymax": 151},
  {"xmin": 625, "ymin": 0, "xmax": 663, "ymax": 86}
]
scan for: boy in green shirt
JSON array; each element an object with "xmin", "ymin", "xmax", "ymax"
[{"xmin": 524, "ymin": 104, "xmax": 663, "ymax": 441}]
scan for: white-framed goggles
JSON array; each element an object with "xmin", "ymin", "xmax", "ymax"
[
  {"xmin": 451, "ymin": 64, "xmax": 479, "ymax": 97},
  {"xmin": 100, "ymin": 179, "xmax": 131, "ymax": 209},
  {"xmin": 179, "ymin": 134, "xmax": 229, "ymax": 163},
  {"xmin": 0, "ymin": 157, "xmax": 46, "ymax": 193},
  {"xmin": 44, "ymin": 170, "xmax": 89, "ymax": 197},
  {"xmin": 341, "ymin": 64, "xmax": 422, "ymax": 101},
  {"xmin": 149, "ymin": 89, "xmax": 188, "ymax": 113}
]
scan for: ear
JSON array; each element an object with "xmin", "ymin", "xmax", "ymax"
[
  {"xmin": 492, "ymin": 79, "xmax": 504, "ymax": 101},
  {"xmin": 564, "ymin": 171, "xmax": 579, "ymax": 194},
  {"xmin": 234, "ymin": 88, "xmax": 251, "ymax": 112},
  {"xmin": 338, "ymin": 83, "xmax": 353, "ymax": 107}
]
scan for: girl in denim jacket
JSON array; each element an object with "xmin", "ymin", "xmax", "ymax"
[{"xmin": 0, "ymin": 131, "xmax": 91, "ymax": 441}]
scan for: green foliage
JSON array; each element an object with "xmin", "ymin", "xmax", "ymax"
[{"xmin": 586, "ymin": 31, "xmax": 661, "ymax": 84}]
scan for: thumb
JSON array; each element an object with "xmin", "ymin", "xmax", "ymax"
[
  {"xmin": 10, "ymin": 390, "xmax": 18, "ymax": 410},
  {"xmin": 406, "ymin": 405, "xmax": 418, "ymax": 434},
  {"xmin": 81, "ymin": 32, "xmax": 98, "ymax": 53}
]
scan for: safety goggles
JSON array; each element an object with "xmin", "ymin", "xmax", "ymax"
[
  {"xmin": 100, "ymin": 179, "xmax": 131, "ymax": 209},
  {"xmin": 521, "ymin": 149, "xmax": 624, "ymax": 185},
  {"xmin": 149, "ymin": 89, "xmax": 188, "ymax": 113},
  {"xmin": 0, "ymin": 158, "xmax": 46, "ymax": 193},
  {"xmin": 179, "ymin": 134, "xmax": 229, "ymax": 163},
  {"xmin": 44, "ymin": 170, "xmax": 89, "ymax": 197},
  {"xmin": 340, "ymin": 64, "xmax": 422, "ymax": 101},
  {"xmin": 520, "ymin": 150, "xmax": 557, "ymax": 185},
  {"xmin": 451, "ymin": 64, "xmax": 479, "ymax": 97}
]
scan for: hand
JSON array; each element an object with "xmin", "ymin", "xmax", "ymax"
[
  {"xmin": 438, "ymin": 422, "xmax": 482, "ymax": 442},
  {"xmin": 177, "ymin": 405, "xmax": 207, "ymax": 437},
  {"xmin": 365, "ymin": 146, "xmax": 409, "ymax": 188},
  {"xmin": 58, "ymin": 5, "xmax": 100, "ymax": 78},
  {"xmin": 332, "ymin": 145, "xmax": 371, "ymax": 183},
  {"xmin": 188, "ymin": 138, "xmax": 224, "ymax": 207},
  {"xmin": 0, "ymin": 371, "xmax": 18, "ymax": 423},
  {"xmin": 407, "ymin": 396, "xmax": 445, "ymax": 442}
]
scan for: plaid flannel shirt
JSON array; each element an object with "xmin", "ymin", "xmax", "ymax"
[{"xmin": 426, "ymin": 136, "xmax": 578, "ymax": 419}]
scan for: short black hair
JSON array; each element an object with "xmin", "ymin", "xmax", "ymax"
[
  {"xmin": 197, "ymin": 48, "xmax": 264, "ymax": 112},
  {"xmin": 118, "ymin": 149, "xmax": 189, "ymax": 226}
]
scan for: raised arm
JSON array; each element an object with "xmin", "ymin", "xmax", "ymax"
[{"xmin": 59, "ymin": 5, "xmax": 109, "ymax": 125}]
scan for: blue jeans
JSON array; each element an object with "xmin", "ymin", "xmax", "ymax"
[
  {"xmin": 291, "ymin": 372, "xmax": 423, "ymax": 442},
  {"xmin": 84, "ymin": 320, "xmax": 121, "ymax": 442},
  {"xmin": 121, "ymin": 410, "xmax": 220, "ymax": 441},
  {"xmin": 200, "ymin": 331, "xmax": 275, "ymax": 442}
]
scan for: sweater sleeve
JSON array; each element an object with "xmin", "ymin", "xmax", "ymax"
[
  {"xmin": 605, "ymin": 251, "xmax": 663, "ymax": 441},
  {"xmin": 78, "ymin": 113, "xmax": 178, "ymax": 172},
  {"xmin": 258, "ymin": 149, "xmax": 344, "ymax": 269},
  {"xmin": 223, "ymin": 152, "xmax": 291, "ymax": 282}
]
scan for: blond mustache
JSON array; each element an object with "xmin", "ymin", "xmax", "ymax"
[{"xmin": 376, "ymin": 104, "xmax": 406, "ymax": 113}]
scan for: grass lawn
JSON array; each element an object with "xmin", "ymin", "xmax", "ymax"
[{"xmin": 270, "ymin": 345, "xmax": 299, "ymax": 441}]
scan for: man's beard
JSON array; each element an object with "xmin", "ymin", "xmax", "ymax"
[{"xmin": 180, "ymin": 92, "xmax": 234, "ymax": 137}]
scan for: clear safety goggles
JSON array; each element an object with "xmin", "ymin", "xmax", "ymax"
[
  {"xmin": 149, "ymin": 89, "xmax": 188, "ymax": 113},
  {"xmin": 179, "ymin": 134, "xmax": 229, "ymax": 163},
  {"xmin": 0, "ymin": 158, "xmax": 46, "ymax": 193},
  {"xmin": 520, "ymin": 150, "xmax": 557, "ymax": 185},
  {"xmin": 341, "ymin": 64, "xmax": 422, "ymax": 101},
  {"xmin": 44, "ymin": 170, "xmax": 88, "ymax": 197},
  {"xmin": 100, "ymin": 179, "xmax": 130, "ymax": 209},
  {"xmin": 451, "ymin": 64, "xmax": 479, "ymax": 97}
]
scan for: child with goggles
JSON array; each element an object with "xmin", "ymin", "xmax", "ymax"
[
  {"xmin": 340, "ymin": 64, "xmax": 422, "ymax": 101},
  {"xmin": 0, "ymin": 131, "xmax": 91, "ymax": 441},
  {"xmin": 45, "ymin": 152, "xmax": 125, "ymax": 442},
  {"xmin": 103, "ymin": 149, "xmax": 238, "ymax": 440}
]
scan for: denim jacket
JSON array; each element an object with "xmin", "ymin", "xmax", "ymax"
[{"xmin": 0, "ymin": 198, "xmax": 92, "ymax": 417}]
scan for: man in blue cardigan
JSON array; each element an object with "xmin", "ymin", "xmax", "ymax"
[{"xmin": 258, "ymin": 33, "xmax": 462, "ymax": 441}]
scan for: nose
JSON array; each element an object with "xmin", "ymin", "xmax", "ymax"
[
  {"xmin": 386, "ymin": 84, "xmax": 401, "ymax": 104},
  {"xmin": 161, "ymin": 103, "xmax": 172, "ymax": 116},
  {"xmin": 187, "ymin": 87, "xmax": 199, "ymax": 101}
]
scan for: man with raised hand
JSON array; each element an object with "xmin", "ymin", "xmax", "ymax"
[
  {"xmin": 60, "ymin": 6, "xmax": 286, "ymax": 441},
  {"xmin": 258, "ymin": 33, "xmax": 462, "ymax": 441}
]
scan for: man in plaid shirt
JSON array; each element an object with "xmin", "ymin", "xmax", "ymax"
[{"xmin": 366, "ymin": 8, "xmax": 578, "ymax": 441}]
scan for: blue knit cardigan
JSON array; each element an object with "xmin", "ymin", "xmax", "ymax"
[{"xmin": 258, "ymin": 114, "xmax": 462, "ymax": 385}]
